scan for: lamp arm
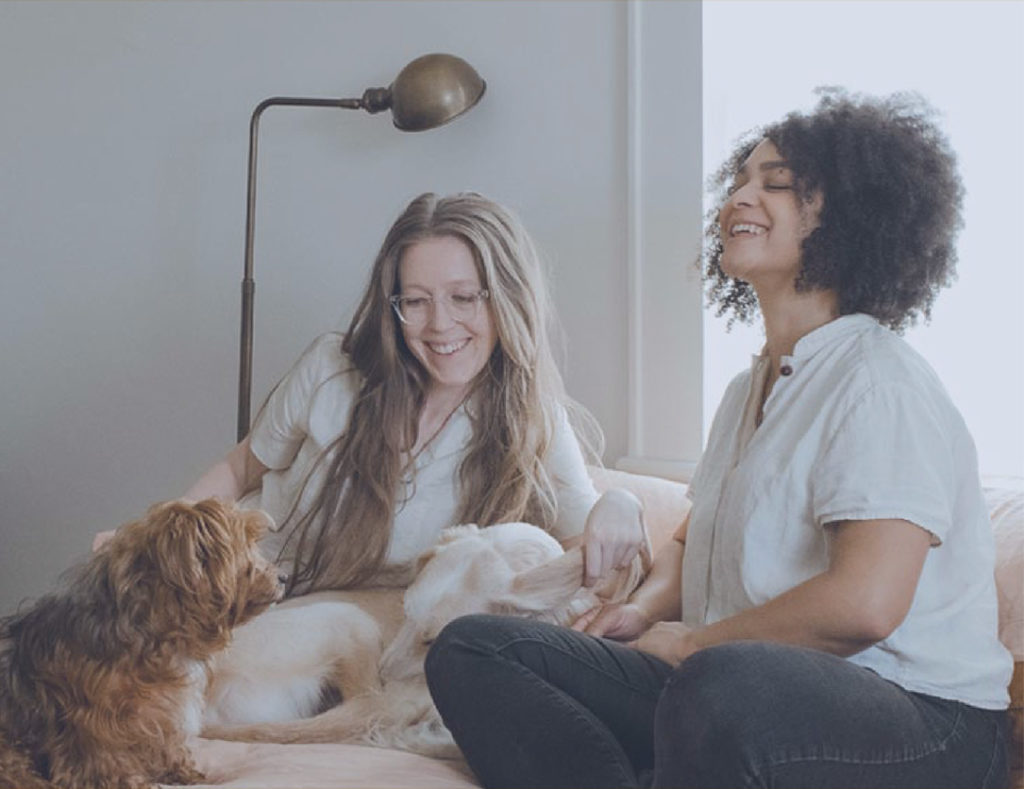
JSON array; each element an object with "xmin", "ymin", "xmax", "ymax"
[{"xmin": 236, "ymin": 94, "xmax": 385, "ymax": 442}]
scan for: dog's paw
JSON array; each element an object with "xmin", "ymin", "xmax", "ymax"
[{"xmin": 160, "ymin": 762, "xmax": 206, "ymax": 785}]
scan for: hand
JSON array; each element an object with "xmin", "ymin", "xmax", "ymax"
[
  {"xmin": 582, "ymin": 488, "xmax": 651, "ymax": 587},
  {"xmin": 92, "ymin": 529, "xmax": 116, "ymax": 552},
  {"xmin": 572, "ymin": 601, "xmax": 652, "ymax": 640},
  {"xmin": 631, "ymin": 621, "xmax": 700, "ymax": 666}
]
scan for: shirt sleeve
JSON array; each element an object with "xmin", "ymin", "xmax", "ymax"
[
  {"xmin": 248, "ymin": 334, "xmax": 342, "ymax": 470},
  {"xmin": 812, "ymin": 382, "xmax": 956, "ymax": 544},
  {"xmin": 548, "ymin": 405, "xmax": 600, "ymax": 541}
]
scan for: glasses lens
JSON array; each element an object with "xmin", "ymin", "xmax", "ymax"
[
  {"xmin": 394, "ymin": 292, "xmax": 485, "ymax": 326},
  {"xmin": 448, "ymin": 292, "xmax": 480, "ymax": 321}
]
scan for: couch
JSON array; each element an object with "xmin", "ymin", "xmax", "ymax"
[{"xmin": 177, "ymin": 468, "xmax": 1024, "ymax": 789}]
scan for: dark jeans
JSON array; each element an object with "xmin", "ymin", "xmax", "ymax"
[{"xmin": 425, "ymin": 614, "xmax": 1010, "ymax": 789}]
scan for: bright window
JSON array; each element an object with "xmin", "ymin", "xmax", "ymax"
[{"xmin": 701, "ymin": 0, "xmax": 1024, "ymax": 479}]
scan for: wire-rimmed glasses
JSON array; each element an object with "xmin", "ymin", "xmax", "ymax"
[{"xmin": 389, "ymin": 289, "xmax": 490, "ymax": 327}]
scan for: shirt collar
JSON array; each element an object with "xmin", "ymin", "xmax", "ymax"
[
  {"xmin": 788, "ymin": 313, "xmax": 876, "ymax": 361},
  {"xmin": 751, "ymin": 313, "xmax": 878, "ymax": 369}
]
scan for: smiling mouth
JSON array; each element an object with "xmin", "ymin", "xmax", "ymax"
[
  {"xmin": 427, "ymin": 339, "xmax": 470, "ymax": 356},
  {"xmin": 729, "ymin": 222, "xmax": 767, "ymax": 237}
]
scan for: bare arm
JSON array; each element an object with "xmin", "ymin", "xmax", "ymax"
[
  {"xmin": 92, "ymin": 438, "xmax": 270, "ymax": 552},
  {"xmin": 184, "ymin": 436, "xmax": 269, "ymax": 502},
  {"xmin": 635, "ymin": 517, "xmax": 932, "ymax": 665}
]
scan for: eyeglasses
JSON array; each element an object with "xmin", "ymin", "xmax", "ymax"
[{"xmin": 389, "ymin": 289, "xmax": 490, "ymax": 327}]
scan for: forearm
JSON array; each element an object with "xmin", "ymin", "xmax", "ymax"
[
  {"xmin": 628, "ymin": 537, "xmax": 684, "ymax": 624},
  {"xmin": 690, "ymin": 573, "xmax": 885, "ymax": 658},
  {"xmin": 184, "ymin": 438, "xmax": 266, "ymax": 502},
  {"xmin": 686, "ymin": 518, "xmax": 931, "ymax": 659}
]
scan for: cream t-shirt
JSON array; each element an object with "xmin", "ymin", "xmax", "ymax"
[
  {"xmin": 684, "ymin": 314, "xmax": 1012, "ymax": 709},
  {"xmin": 240, "ymin": 333, "xmax": 598, "ymax": 572}
]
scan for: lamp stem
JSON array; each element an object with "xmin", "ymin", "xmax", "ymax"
[{"xmin": 236, "ymin": 96, "xmax": 375, "ymax": 443}]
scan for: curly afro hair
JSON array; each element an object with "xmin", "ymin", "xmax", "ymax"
[{"xmin": 703, "ymin": 88, "xmax": 964, "ymax": 332}]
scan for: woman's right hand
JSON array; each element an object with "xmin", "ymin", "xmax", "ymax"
[
  {"xmin": 92, "ymin": 529, "xmax": 116, "ymax": 552},
  {"xmin": 571, "ymin": 601, "xmax": 652, "ymax": 640}
]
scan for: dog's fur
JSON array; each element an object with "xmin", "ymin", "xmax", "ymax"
[
  {"xmin": 0, "ymin": 499, "xmax": 285, "ymax": 789},
  {"xmin": 202, "ymin": 521, "xmax": 646, "ymax": 757}
]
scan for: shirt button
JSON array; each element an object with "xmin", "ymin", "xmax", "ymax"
[{"xmin": 779, "ymin": 364, "xmax": 793, "ymax": 376}]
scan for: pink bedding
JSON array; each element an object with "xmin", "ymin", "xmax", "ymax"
[{"xmin": 183, "ymin": 739, "xmax": 478, "ymax": 789}]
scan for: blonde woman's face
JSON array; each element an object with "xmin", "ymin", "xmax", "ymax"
[{"xmin": 396, "ymin": 236, "xmax": 497, "ymax": 398}]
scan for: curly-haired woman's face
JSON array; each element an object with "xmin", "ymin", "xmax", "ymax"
[{"xmin": 719, "ymin": 139, "xmax": 821, "ymax": 292}]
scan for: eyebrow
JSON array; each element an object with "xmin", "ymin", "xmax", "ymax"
[{"xmin": 735, "ymin": 159, "xmax": 791, "ymax": 176}]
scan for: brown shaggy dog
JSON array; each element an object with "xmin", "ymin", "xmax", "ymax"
[{"xmin": 0, "ymin": 499, "xmax": 285, "ymax": 789}]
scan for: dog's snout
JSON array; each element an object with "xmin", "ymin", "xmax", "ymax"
[{"xmin": 277, "ymin": 572, "xmax": 289, "ymax": 586}]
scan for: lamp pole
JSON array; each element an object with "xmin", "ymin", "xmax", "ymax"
[{"xmin": 235, "ymin": 55, "xmax": 485, "ymax": 442}]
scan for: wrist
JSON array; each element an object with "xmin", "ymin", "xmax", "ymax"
[{"xmin": 628, "ymin": 599, "xmax": 656, "ymax": 631}]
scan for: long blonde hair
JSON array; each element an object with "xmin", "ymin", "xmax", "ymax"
[{"xmin": 278, "ymin": 192, "xmax": 600, "ymax": 594}]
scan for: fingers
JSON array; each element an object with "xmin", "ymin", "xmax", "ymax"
[
  {"xmin": 583, "ymin": 542, "xmax": 603, "ymax": 588},
  {"xmin": 92, "ymin": 529, "xmax": 116, "ymax": 553},
  {"xmin": 583, "ymin": 607, "xmax": 618, "ymax": 637},
  {"xmin": 571, "ymin": 606, "xmax": 600, "ymax": 632},
  {"xmin": 639, "ymin": 535, "xmax": 653, "ymax": 573}
]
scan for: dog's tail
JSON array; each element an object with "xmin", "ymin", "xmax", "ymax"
[
  {"xmin": 490, "ymin": 547, "xmax": 647, "ymax": 627},
  {"xmin": 201, "ymin": 691, "xmax": 382, "ymax": 745}
]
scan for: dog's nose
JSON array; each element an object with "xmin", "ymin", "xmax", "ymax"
[{"xmin": 277, "ymin": 572, "xmax": 289, "ymax": 585}]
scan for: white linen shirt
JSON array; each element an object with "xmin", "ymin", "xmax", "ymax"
[
  {"xmin": 240, "ymin": 332, "xmax": 598, "ymax": 573},
  {"xmin": 684, "ymin": 314, "xmax": 1012, "ymax": 709}
]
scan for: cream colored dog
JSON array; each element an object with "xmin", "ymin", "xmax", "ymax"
[{"xmin": 202, "ymin": 521, "xmax": 646, "ymax": 758}]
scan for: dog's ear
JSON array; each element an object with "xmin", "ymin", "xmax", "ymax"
[
  {"xmin": 438, "ymin": 524, "xmax": 480, "ymax": 545},
  {"xmin": 490, "ymin": 549, "xmax": 584, "ymax": 615},
  {"xmin": 149, "ymin": 499, "xmax": 239, "ymax": 593}
]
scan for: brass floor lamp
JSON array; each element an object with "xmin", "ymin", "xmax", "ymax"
[{"xmin": 236, "ymin": 53, "xmax": 486, "ymax": 442}]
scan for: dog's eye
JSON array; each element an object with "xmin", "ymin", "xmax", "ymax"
[{"xmin": 421, "ymin": 637, "xmax": 435, "ymax": 648}]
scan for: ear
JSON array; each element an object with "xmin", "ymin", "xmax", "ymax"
[
  {"xmin": 490, "ymin": 549, "xmax": 584, "ymax": 615},
  {"xmin": 237, "ymin": 506, "xmax": 272, "ymax": 543},
  {"xmin": 150, "ymin": 500, "xmax": 236, "ymax": 594},
  {"xmin": 438, "ymin": 524, "xmax": 480, "ymax": 545}
]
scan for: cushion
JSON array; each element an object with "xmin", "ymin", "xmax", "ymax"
[
  {"xmin": 588, "ymin": 465, "xmax": 691, "ymax": 553},
  {"xmin": 986, "ymin": 484, "xmax": 1024, "ymax": 786}
]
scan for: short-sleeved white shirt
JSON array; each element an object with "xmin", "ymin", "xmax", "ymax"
[
  {"xmin": 684, "ymin": 314, "xmax": 1012, "ymax": 709},
  {"xmin": 240, "ymin": 333, "xmax": 598, "ymax": 572}
]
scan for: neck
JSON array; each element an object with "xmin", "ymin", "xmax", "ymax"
[
  {"xmin": 410, "ymin": 384, "xmax": 471, "ymax": 458},
  {"xmin": 422, "ymin": 384, "xmax": 471, "ymax": 421},
  {"xmin": 757, "ymin": 287, "xmax": 839, "ymax": 367}
]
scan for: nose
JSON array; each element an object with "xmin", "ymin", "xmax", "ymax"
[
  {"xmin": 277, "ymin": 571, "xmax": 289, "ymax": 586},
  {"xmin": 425, "ymin": 297, "xmax": 457, "ymax": 330},
  {"xmin": 728, "ymin": 179, "xmax": 757, "ymax": 208}
]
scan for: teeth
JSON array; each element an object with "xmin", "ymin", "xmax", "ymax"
[
  {"xmin": 428, "ymin": 339, "xmax": 469, "ymax": 355},
  {"xmin": 731, "ymin": 223, "xmax": 766, "ymax": 237}
]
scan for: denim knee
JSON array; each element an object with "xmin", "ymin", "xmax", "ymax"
[{"xmin": 656, "ymin": 642, "xmax": 770, "ymax": 742}]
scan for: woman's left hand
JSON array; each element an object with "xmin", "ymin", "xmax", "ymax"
[
  {"xmin": 631, "ymin": 621, "xmax": 700, "ymax": 667},
  {"xmin": 581, "ymin": 488, "xmax": 651, "ymax": 587}
]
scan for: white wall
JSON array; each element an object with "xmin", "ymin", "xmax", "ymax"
[
  {"xmin": 0, "ymin": 1, "xmax": 704, "ymax": 613},
  {"xmin": 702, "ymin": 1, "xmax": 1024, "ymax": 480}
]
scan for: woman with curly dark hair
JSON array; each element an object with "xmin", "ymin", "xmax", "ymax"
[{"xmin": 425, "ymin": 91, "xmax": 1013, "ymax": 788}]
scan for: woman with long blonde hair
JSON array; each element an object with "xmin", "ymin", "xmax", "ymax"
[{"xmin": 178, "ymin": 191, "xmax": 645, "ymax": 594}]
